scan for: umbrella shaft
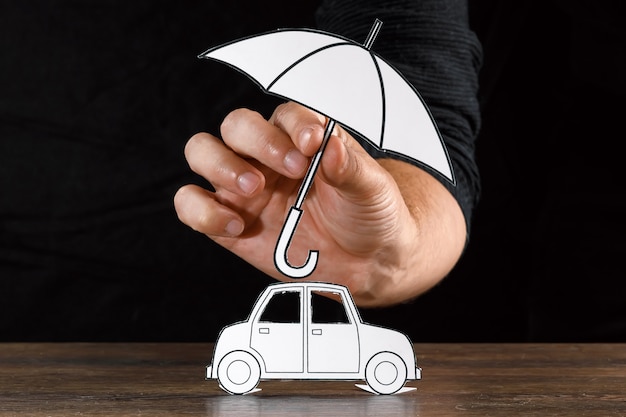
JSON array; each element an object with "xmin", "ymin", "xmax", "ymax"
[{"xmin": 294, "ymin": 119, "xmax": 336, "ymax": 209}]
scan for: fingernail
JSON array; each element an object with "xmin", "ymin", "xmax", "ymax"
[
  {"xmin": 225, "ymin": 219, "xmax": 244, "ymax": 236},
  {"xmin": 284, "ymin": 149, "xmax": 307, "ymax": 176},
  {"xmin": 237, "ymin": 172, "xmax": 260, "ymax": 195}
]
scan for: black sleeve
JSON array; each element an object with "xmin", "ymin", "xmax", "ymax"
[{"xmin": 316, "ymin": 0, "xmax": 482, "ymax": 233}]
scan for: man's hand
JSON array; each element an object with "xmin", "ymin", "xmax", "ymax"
[{"xmin": 174, "ymin": 102, "xmax": 466, "ymax": 306}]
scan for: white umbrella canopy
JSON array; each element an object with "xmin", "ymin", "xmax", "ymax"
[
  {"xmin": 200, "ymin": 27, "xmax": 454, "ymax": 183},
  {"xmin": 199, "ymin": 21, "xmax": 454, "ymax": 278}
]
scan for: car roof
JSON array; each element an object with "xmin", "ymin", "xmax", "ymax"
[{"xmin": 265, "ymin": 281, "xmax": 348, "ymax": 292}]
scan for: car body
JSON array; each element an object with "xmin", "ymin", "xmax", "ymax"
[{"xmin": 206, "ymin": 282, "xmax": 421, "ymax": 394}]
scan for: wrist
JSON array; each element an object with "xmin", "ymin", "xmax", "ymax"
[{"xmin": 350, "ymin": 159, "xmax": 466, "ymax": 307}]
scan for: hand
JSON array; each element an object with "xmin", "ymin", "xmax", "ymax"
[{"xmin": 174, "ymin": 102, "xmax": 466, "ymax": 306}]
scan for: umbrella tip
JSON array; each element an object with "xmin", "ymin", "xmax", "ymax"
[{"xmin": 364, "ymin": 19, "xmax": 383, "ymax": 50}]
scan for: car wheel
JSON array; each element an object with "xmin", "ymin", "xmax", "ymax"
[
  {"xmin": 217, "ymin": 350, "xmax": 261, "ymax": 395},
  {"xmin": 364, "ymin": 352, "xmax": 407, "ymax": 395}
]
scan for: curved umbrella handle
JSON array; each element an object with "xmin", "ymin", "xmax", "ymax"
[
  {"xmin": 273, "ymin": 206, "xmax": 318, "ymax": 278},
  {"xmin": 273, "ymin": 119, "xmax": 335, "ymax": 278}
]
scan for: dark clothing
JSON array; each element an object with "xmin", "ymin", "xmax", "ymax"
[
  {"xmin": 367, "ymin": 0, "xmax": 626, "ymax": 342},
  {"xmin": 0, "ymin": 0, "xmax": 479, "ymax": 341},
  {"xmin": 317, "ymin": 0, "xmax": 481, "ymax": 227}
]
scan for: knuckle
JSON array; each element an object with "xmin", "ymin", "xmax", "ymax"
[
  {"xmin": 221, "ymin": 108, "xmax": 256, "ymax": 136},
  {"xmin": 194, "ymin": 207, "xmax": 214, "ymax": 234},
  {"xmin": 271, "ymin": 102, "xmax": 291, "ymax": 126},
  {"xmin": 255, "ymin": 129, "xmax": 282, "ymax": 159}
]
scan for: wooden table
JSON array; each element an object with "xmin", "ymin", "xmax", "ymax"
[{"xmin": 0, "ymin": 343, "xmax": 624, "ymax": 416}]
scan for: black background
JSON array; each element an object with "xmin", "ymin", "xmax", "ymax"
[{"xmin": 1, "ymin": 0, "xmax": 624, "ymax": 342}]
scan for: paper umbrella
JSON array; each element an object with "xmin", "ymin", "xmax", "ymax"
[{"xmin": 199, "ymin": 20, "xmax": 453, "ymax": 278}]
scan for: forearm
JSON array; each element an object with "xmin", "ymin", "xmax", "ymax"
[{"xmin": 355, "ymin": 159, "xmax": 466, "ymax": 307}]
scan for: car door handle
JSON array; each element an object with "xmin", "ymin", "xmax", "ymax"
[
  {"xmin": 312, "ymin": 329, "xmax": 322, "ymax": 335},
  {"xmin": 259, "ymin": 328, "xmax": 270, "ymax": 334}
]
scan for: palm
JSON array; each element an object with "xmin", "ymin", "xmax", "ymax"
[{"xmin": 212, "ymin": 151, "xmax": 404, "ymax": 284}]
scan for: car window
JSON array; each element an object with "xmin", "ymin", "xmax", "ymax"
[
  {"xmin": 310, "ymin": 290, "xmax": 350, "ymax": 324},
  {"xmin": 258, "ymin": 290, "xmax": 301, "ymax": 323}
]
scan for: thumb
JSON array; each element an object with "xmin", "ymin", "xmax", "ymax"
[{"xmin": 317, "ymin": 129, "xmax": 391, "ymax": 200}]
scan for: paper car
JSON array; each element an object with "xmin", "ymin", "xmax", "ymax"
[{"xmin": 206, "ymin": 282, "xmax": 421, "ymax": 395}]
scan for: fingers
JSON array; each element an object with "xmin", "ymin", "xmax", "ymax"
[
  {"xmin": 221, "ymin": 108, "xmax": 309, "ymax": 178},
  {"xmin": 186, "ymin": 104, "xmax": 332, "ymax": 198},
  {"xmin": 185, "ymin": 132, "xmax": 265, "ymax": 198},
  {"xmin": 174, "ymin": 184, "xmax": 244, "ymax": 237},
  {"xmin": 179, "ymin": 105, "xmax": 325, "ymax": 240},
  {"xmin": 269, "ymin": 103, "xmax": 387, "ymax": 197},
  {"xmin": 180, "ymin": 102, "xmax": 389, "ymax": 238},
  {"xmin": 269, "ymin": 102, "xmax": 389, "ymax": 200}
]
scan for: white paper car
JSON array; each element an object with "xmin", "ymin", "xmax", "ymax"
[{"xmin": 206, "ymin": 282, "xmax": 421, "ymax": 395}]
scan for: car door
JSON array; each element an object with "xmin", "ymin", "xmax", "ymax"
[
  {"xmin": 306, "ymin": 287, "xmax": 359, "ymax": 374},
  {"xmin": 250, "ymin": 287, "xmax": 305, "ymax": 373}
]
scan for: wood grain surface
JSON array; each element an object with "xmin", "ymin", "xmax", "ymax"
[{"xmin": 0, "ymin": 343, "xmax": 624, "ymax": 416}]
